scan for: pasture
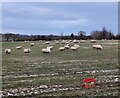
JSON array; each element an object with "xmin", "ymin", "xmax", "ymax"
[{"xmin": 2, "ymin": 40, "xmax": 119, "ymax": 97}]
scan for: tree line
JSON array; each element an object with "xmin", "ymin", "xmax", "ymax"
[{"xmin": 1, "ymin": 27, "xmax": 120, "ymax": 42}]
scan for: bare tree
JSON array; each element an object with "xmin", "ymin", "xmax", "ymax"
[
  {"xmin": 4, "ymin": 32, "xmax": 13, "ymax": 41},
  {"xmin": 78, "ymin": 31, "xmax": 86, "ymax": 39},
  {"xmin": 91, "ymin": 27, "xmax": 114, "ymax": 40}
]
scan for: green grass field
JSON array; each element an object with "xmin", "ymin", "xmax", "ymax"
[{"xmin": 1, "ymin": 40, "xmax": 119, "ymax": 97}]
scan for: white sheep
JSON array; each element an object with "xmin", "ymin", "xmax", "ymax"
[
  {"xmin": 91, "ymin": 40, "xmax": 96, "ymax": 43},
  {"xmin": 31, "ymin": 43, "xmax": 35, "ymax": 46},
  {"xmin": 65, "ymin": 41, "xmax": 69, "ymax": 44},
  {"xmin": 42, "ymin": 48, "xmax": 51, "ymax": 53},
  {"xmin": 24, "ymin": 40, "xmax": 29, "ymax": 42},
  {"xmin": 70, "ymin": 46, "xmax": 78, "ymax": 51},
  {"xmin": 61, "ymin": 40, "xmax": 65, "ymax": 44},
  {"xmin": 92, "ymin": 44, "xmax": 103, "ymax": 50},
  {"xmin": 74, "ymin": 44, "xmax": 80, "ymax": 48},
  {"xmin": 23, "ymin": 48, "xmax": 31, "ymax": 53},
  {"xmin": 64, "ymin": 45, "xmax": 70, "ymax": 49},
  {"xmin": 46, "ymin": 46, "xmax": 53, "ymax": 50},
  {"xmin": 66, "ymin": 44, "xmax": 70, "ymax": 46},
  {"xmin": 73, "ymin": 39, "xmax": 79, "ymax": 43},
  {"xmin": 45, "ymin": 41, "xmax": 50, "ymax": 44},
  {"xmin": 16, "ymin": 46, "xmax": 22, "ymax": 50},
  {"xmin": 55, "ymin": 41, "xmax": 59, "ymax": 44},
  {"xmin": 102, "ymin": 39, "xmax": 105, "ymax": 41},
  {"xmin": 5, "ymin": 49, "xmax": 11, "ymax": 54},
  {"xmin": 59, "ymin": 47, "xmax": 65, "ymax": 51}
]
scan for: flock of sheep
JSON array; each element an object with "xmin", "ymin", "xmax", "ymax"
[{"xmin": 5, "ymin": 39, "xmax": 103, "ymax": 54}]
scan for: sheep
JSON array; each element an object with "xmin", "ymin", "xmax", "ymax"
[
  {"xmin": 92, "ymin": 44, "xmax": 103, "ymax": 50},
  {"xmin": 16, "ymin": 46, "xmax": 22, "ymax": 50},
  {"xmin": 59, "ymin": 47, "xmax": 65, "ymax": 51},
  {"xmin": 92, "ymin": 45, "xmax": 97, "ymax": 49},
  {"xmin": 31, "ymin": 43, "xmax": 35, "ymax": 46},
  {"xmin": 24, "ymin": 40, "xmax": 29, "ymax": 42},
  {"xmin": 74, "ymin": 44, "xmax": 80, "ymax": 48},
  {"xmin": 42, "ymin": 48, "xmax": 51, "ymax": 53},
  {"xmin": 73, "ymin": 39, "xmax": 79, "ymax": 43},
  {"xmin": 91, "ymin": 40, "xmax": 96, "ymax": 43},
  {"xmin": 23, "ymin": 48, "xmax": 31, "ymax": 53},
  {"xmin": 46, "ymin": 46, "xmax": 53, "ymax": 50},
  {"xmin": 70, "ymin": 46, "xmax": 78, "ymax": 51},
  {"xmin": 45, "ymin": 41, "xmax": 50, "ymax": 44},
  {"xmin": 61, "ymin": 40, "xmax": 65, "ymax": 44},
  {"xmin": 65, "ymin": 41, "xmax": 69, "ymax": 44},
  {"xmin": 66, "ymin": 44, "xmax": 70, "ymax": 46},
  {"xmin": 64, "ymin": 45, "xmax": 70, "ymax": 49},
  {"xmin": 102, "ymin": 39, "xmax": 105, "ymax": 41},
  {"xmin": 5, "ymin": 49, "xmax": 11, "ymax": 54},
  {"xmin": 55, "ymin": 41, "xmax": 59, "ymax": 44},
  {"xmin": 95, "ymin": 45, "xmax": 103, "ymax": 50}
]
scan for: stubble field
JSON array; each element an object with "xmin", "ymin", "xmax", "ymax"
[{"xmin": 1, "ymin": 40, "xmax": 119, "ymax": 97}]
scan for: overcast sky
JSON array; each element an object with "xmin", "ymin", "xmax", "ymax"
[{"xmin": 2, "ymin": 2, "xmax": 118, "ymax": 35}]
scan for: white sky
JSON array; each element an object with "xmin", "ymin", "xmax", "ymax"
[
  {"xmin": 0, "ymin": 0, "xmax": 118, "ymax": 34},
  {"xmin": 1, "ymin": 0, "xmax": 119, "ymax": 2}
]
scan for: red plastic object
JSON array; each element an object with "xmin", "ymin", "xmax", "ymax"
[{"xmin": 84, "ymin": 78, "xmax": 96, "ymax": 88}]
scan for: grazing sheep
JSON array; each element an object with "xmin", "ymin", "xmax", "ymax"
[
  {"xmin": 24, "ymin": 40, "xmax": 29, "ymax": 42},
  {"xmin": 102, "ymin": 39, "xmax": 105, "ymax": 41},
  {"xmin": 70, "ymin": 46, "xmax": 78, "ymax": 51},
  {"xmin": 55, "ymin": 41, "xmax": 59, "ymax": 44},
  {"xmin": 45, "ymin": 41, "xmax": 50, "ymax": 44},
  {"xmin": 64, "ymin": 45, "xmax": 70, "ymax": 49},
  {"xmin": 59, "ymin": 47, "xmax": 65, "ymax": 51},
  {"xmin": 74, "ymin": 44, "xmax": 80, "ymax": 48},
  {"xmin": 73, "ymin": 39, "xmax": 79, "ymax": 43},
  {"xmin": 31, "ymin": 43, "xmax": 35, "ymax": 46},
  {"xmin": 23, "ymin": 48, "xmax": 31, "ymax": 53},
  {"xmin": 61, "ymin": 40, "xmax": 65, "ymax": 44},
  {"xmin": 92, "ymin": 44, "xmax": 103, "ymax": 50},
  {"xmin": 91, "ymin": 40, "xmax": 96, "ymax": 43},
  {"xmin": 5, "ymin": 49, "xmax": 11, "ymax": 54},
  {"xmin": 42, "ymin": 48, "xmax": 51, "ymax": 53},
  {"xmin": 66, "ymin": 44, "xmax": 70, "ymax": 47},
  {"xmin": 92, "ymin": 45, "xmax": 97, "ymax": 49},
  {"xmin": 16, "ymin": 46, "xmax": 22, "ymax": 50},
  {"xmin": 46, "ymin": 46, "xmax": 53, "ymax": 50},
  {"xmin": 65, "ymin": 41, "xmax": 69, "ymax": 44}
]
